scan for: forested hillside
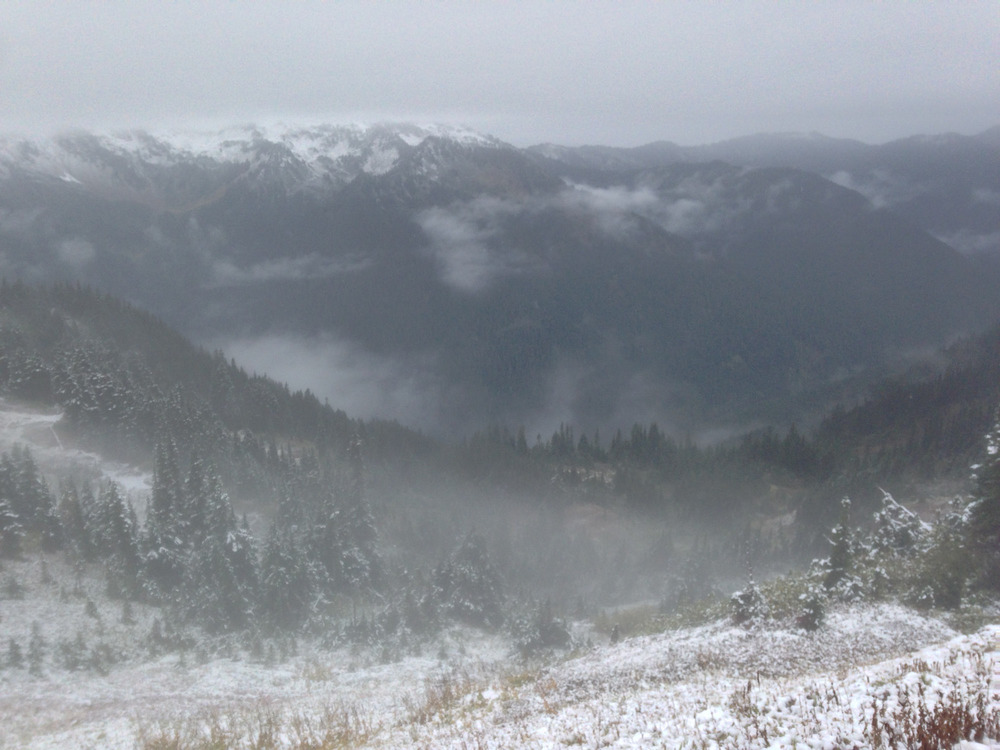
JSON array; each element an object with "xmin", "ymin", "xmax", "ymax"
[
  {"xmin": 0, "ymin": 282, "xmax": 997, "ymax": 630},
  {"xmin": 0, "ymin": 280, "xmax": 432, "ymax": 481}
]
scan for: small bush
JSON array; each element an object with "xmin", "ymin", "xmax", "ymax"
[
  {"xmin": 510, "ymin": 599, "xmax": 571, "ymax": 657},
  {"xmin": 730, "ymin": 579, "xmax": 768, "ymax": 627},
  {"xmin": 795, "ymin": 585, "xmax": 826, "ymax": 631}
]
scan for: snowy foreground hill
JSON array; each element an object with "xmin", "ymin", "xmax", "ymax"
[
  {"xmin": 1, "ymin": 566, "xmax": 998, "ymax": 749},
  {"xmin": 0, "ymin": 405, "xmax": 999, "ymax": 748}
]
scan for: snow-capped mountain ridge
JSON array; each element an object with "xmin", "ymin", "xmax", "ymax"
[{"xmin": 0, "ymin": 122, "xmax": 511, "ymax": 204}]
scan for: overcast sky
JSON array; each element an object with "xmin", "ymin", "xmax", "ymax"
[{"xmin": 1, "ymin": 1, "xmax": 997, "ymax": 147}]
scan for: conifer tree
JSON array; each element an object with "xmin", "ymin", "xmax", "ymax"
[
  {"xmin": 1, "ymin": 446, "xmax": 61, "ymax": 551},
  {"xmin": 340, "ymin": 436, "xmax": 381, "ymax": 593},
  {"xmin": 78, "ymin": 481, "xmax": 100, "ymax": 554},
  {"xmin": 58, "ymin": 483, "xmax": 93, "ymax": 561},
  {"xmin": 433, "ymin": 532, "xmax": 504, "ymax": 629},
  {"xmin": 7, "ymin": 638, "xmax": 24, "ymax": 669},
  {"xmin": 27, "ymin": 621, "xmax": 45, "ymax": 676},
  {"xmin": 259, "ymin": 524, "xmax": 314, "ymax": 632},
  {"xmin": 143, "ymin": 440, "xmax": 186, "ymax": 595},
  {"xmin": 0, "ymin": 496, "xmax": 22, "ymax": 558},
  {"xmin": 94, "ymin": 482, "xmax": 142, "ymax": 599},
  {"xmin": 969, "ymin": 412, "xmax": 1000, "ymax": 589},
  {"xmin": 821, "ymin": 497, "xmax": 861, "ymax": 599},
  {"xmin": 178, "ymin": 463, "xmax": 258, "ymax": 633},
  {"xmin": 183, "ymin": 450, "xmax": 209, "ymax": 545},
  {"xmin": 306, "ymin": 488, "xmax": 343, "ymax": 596}
]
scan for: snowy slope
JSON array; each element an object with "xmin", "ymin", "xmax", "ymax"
[{"xmin": 1, "ymin": 592, "xmax": 997, "ymax": 749}]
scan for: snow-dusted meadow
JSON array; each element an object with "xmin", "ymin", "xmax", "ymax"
[
  {"xmin": 2, "ymin": 570, "xmax": 998, "ymax": 749},
  {"xmin": 1, "ymin": 398, "xmax": 998, "ymax": 748}
]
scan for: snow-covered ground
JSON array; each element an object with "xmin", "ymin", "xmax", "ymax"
[
  {"xmin": 0, "ymin": 551, "xmax": 510, "ymax": 749},
  {"xmin": 2, "ymin": 557, "xmax": 997, "ymax": 750}
]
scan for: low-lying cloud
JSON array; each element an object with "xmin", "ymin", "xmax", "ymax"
[
  {"xmin": 558, "ymin": 183, "xmax": 660, "ymax": 237},
  {"xmin": 56, "ymin": 237, "xmax": 96, "ymax": 268},
  {"xmin": 828, "ymin": 169, "xmax": 925, "ymax": 209},
  {"xmin": 562, "ymin": 173, "xmax": 753, "ymax": 238},
  {"xmin": 933, "ymin": 229, "xmax": 1000, "ymax": 256},
  {"xmin": 216, "ymin": 332, "xmax": 451, "ymax": 431},
  {"xmin": 417, "ymin": 196, "xmax": 533, "ymax": 293},
  {"xmin": 418, "ymin": 175, "xmax": 754, "ymax": 292},
  {"xmin": 0, "ymin": 207, "xmax": 45, "ymax": 236},
  {"xmin": 210, "ymin": 253, "xmax": 370, "ymax": 287},
  {"xmin": 972, "ymin": 188, "xmax": 1000, "ymax": 206}
]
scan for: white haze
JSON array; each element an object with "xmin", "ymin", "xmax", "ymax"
[
  {"xmin": 0, "ymin": 2, "xmax": 997, "ymax": 147},
  {"xmin": 216, "ymin": 334, "xmax": 447, "ymax": 429}
]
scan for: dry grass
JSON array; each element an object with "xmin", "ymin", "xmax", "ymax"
[
  {"xmin": 402, "ymin": 665, "xmax": 488, "ymax": 727},
  {"xmin": 592, "ymin": 596, "xmax": 727, "ymax": 640},
  {"xmin": 134, "ymin": 701, "xmax": 380, "ymax": 750},
  {"xmin": 722, "ymin": 641, "xmax": 1000, "ymax": 750},
  {"xmin": 865, "ymin": 647, "xmax": 1000, "ymax": 749}
]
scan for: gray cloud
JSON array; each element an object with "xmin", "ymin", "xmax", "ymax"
[
  {"xmin": 522, "ymin": 355, "xmax": 705, "ymax": 443},
  {"xmin": 417, "ymin": 205, "xmax": 500, "ymax": 293},
  {"xmin": 562, "ymin": 174, "xmax": 756, "ymax": 238},
  {"xmin": 0, "ymin": 2, "xmax": 996, "ymax": 147},
  {"xmin": 558, "ymin": 183, "xmax": 660, "ymax": 237},
  {"xmin": 218, "ymin": 330, "xmax": 710, "ymax": 440},
  {"xmin": 418, "ymin": 186, "xmax": 665, "ymax": 291}
]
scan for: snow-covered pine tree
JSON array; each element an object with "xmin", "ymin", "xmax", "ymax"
[
  {"xmin": 0, "ymin": 495, "xmax": 23, "ymax": 557},
  {"xmin": 183, "ymin": 450, "xmax": 209, "ymax": 545},
  {"xmin": 27, "ymin": 621, "xmax": 45, "ymax": 676},
  {"xmin": 142, "ymin": 440, "xmax": 186, "ymax": 596},
  {"xmin": 339, "ymin": 436, "xmax": 381, "ymax": 593},
  {"xmin": 730, "ymin": 553, "xmax": 768, "ymax": 627},
  {"xmin": 259, "ymin": 523, "xmax": 314, "ymax": 632},
  {"xmin": 57, "ymin": 482, "xmax": 94, "ymax": 561},
  {"xmin": 78, "ymin": 481, "xmax": 101, "ymax": 557},
  {"xmin": 177, "ymin": 463, "xmax": 258, "ymax": 633},
  {"xmin": 869, "ymin": 490, "xmax": 929, "ymax": 557},
  {"xmin": 823, "ymin": 497, "xmax": 856, "ymax": 592},
  {"xmin": 2, "ymin": 446, "xmax": 61, "ymax": 551},
  {"xmin": 433, "ymin": 532, "xmax": 505, "ymax": 629},
  {"xmin": 968, "ymin": 409, "xmax": 1000, "ymax": 590},
  {"xmin": 93, "ymin": 482, "xmax": 142, "ymax": 599}
]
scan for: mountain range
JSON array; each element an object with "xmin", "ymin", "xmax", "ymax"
[{"xmin": 1, "ymin": 123, "xmax": 998, "ymax": 437}]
